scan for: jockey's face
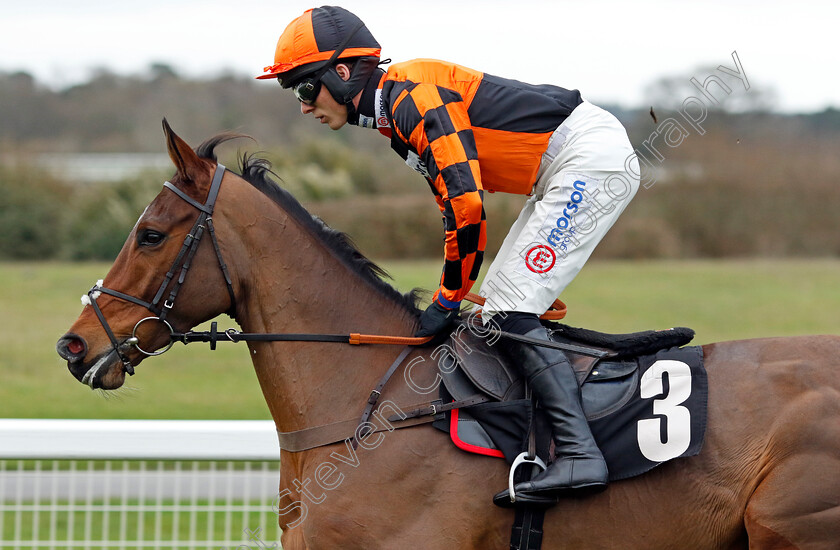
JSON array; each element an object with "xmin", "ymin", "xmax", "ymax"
[{"xmin": 299, "ymin": 85, "xmax": 348, "ymax": 130}]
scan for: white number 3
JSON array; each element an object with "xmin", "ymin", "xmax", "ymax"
[{"xmin": 637, "ymin": 359, "xmax": 692, "ymax": 462}]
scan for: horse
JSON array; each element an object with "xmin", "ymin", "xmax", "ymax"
[{"xmin": 57, "ymin": 121, "xmax": 840, "ymax": 549}]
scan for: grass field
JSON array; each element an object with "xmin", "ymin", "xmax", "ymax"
[{"xmin": 2, "ymin": 259, "xmax": 839, "ymax": 420}]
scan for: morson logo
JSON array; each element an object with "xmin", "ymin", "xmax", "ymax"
[{"xmin": 546, "ymin": 180, "xmax": 586, "ymax": 248}]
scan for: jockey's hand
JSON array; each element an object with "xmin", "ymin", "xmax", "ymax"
[{"xmin": 415, "ymin": 300, "xmax": 457, "ymax": 338}]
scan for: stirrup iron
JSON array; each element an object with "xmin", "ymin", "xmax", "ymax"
[{"xmin": 508, "ymin": 451, "xmax": 547, "ymax": 503}]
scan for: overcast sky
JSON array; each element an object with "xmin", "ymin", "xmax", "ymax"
[{"xmin": 2, "ymin": 0, "xmax": 837, "ymax": 113}]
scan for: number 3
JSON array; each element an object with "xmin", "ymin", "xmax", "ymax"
[{"xmin": 637, "ymin": 359, "xmax": 692, "ymax": 462}]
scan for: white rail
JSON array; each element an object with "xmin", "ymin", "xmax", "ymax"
[
  {"xmin": 0, "ymin": 420, "xmax": 283, "ymax": 550},
  {"xmin": 0, "ymin": 420, "xmax": 280, "ymax": 461}
]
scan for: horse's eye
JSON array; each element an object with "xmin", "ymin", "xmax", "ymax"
[{"xmin": 138, "ymin": 229, "xmax": 166, "ymax": 247}]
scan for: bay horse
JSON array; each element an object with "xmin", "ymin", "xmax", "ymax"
[{"xmin": 57, "ymin": 122, "xmax": 840, "ymax": 549}]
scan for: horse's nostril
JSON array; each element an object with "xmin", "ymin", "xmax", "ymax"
[
  {"xmin": 57, "ymin": 335, "xmax": 87, "ymax": 361},
  {"xmin": 67, "ymin": 339, "xmax": 84, "ymax": 355}
]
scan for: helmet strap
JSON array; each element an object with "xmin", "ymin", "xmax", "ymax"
[
  {"xmin": 346, "ymin": 101, "xmax": 360, "ymax": 126},
  {"xmin": 321, "ymin": 58, "xmax": 380, "ymax": 102},
  {"xmin": 308, "ymin": 21, "xmax": 365, "ymax": 84}
]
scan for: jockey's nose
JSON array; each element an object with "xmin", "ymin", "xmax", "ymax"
[
  {"xmin": 301, "ymin": 102, "xmax": 315, "ymax": 115},
  {"xmin": 56, "ymin": 333, "xmax": 87, "ymax": 362}
]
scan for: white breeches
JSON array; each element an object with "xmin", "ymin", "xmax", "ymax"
[{"xmin": 478, "ymin": 101, "xmax": 641, "ymax": 320}]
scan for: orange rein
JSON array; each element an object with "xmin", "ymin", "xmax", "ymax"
[{"xmin": 347, "ymin": 293, "xmax": 567, "ymax": 346}]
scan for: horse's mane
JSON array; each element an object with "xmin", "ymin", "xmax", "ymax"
[{"xmin": 196, "ymin": 134, "xmax": 421, "ymax": 316}]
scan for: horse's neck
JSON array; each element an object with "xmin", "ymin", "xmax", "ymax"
[{"xmin": 232, "ymin": 201, "xmax": 417, "ymax": 432}]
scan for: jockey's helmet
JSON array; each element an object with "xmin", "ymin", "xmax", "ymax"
[{"xmin": 257, "ymin": 6, "xmax": 380, "ymax": 106}]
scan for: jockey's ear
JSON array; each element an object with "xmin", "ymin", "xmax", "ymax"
[
  {"xmin": 162, "ymin": 118, "xmax": 206, "ymax": 186},
  {"xmin": 335, "ymin": 63, "xmax": 352, "ymax": 82}
]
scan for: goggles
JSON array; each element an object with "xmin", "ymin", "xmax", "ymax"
[{"xmin": 292, "ymin": 77, "xmax": 322, "ymax": 105}]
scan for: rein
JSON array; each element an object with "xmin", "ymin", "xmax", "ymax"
[{"xmin": 169, "ymin": 322, "xmax": 432, "ymax": 348}]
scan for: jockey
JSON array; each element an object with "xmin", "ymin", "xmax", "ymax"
[{"xmin": 257, "ymin": 5, "xmax": 640, "ymax": 504}]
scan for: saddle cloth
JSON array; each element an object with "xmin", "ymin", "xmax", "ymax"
[{"xmin": 433, "ymin": 322, "xmax": 707, "ymax": 481}]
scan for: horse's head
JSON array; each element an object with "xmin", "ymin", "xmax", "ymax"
[{"xmin": 56, "ymin": 120, "xmax": 241, "ymax": 389}]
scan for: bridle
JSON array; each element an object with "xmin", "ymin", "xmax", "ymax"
[{"xmin": 84, "ymin": 163, "xmax": 235, "ymax": 375}]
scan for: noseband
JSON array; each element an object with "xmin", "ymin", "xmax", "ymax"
[{"xmin": 84, "ymin": 164, "xmax": 236, "ymax": 375}]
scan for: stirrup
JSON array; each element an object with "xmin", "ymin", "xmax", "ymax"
[
  {"xmin": 492, "ymin": 451, "xmax": 557, "ymax": 508},
  {"xmin": 508, "ymin": 451, "xmax": 547, "ymax": 503}
]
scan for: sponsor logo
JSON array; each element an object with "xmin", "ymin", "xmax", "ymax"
[
  {"xmin": 546, "ymin": 179, "xmax": 586, "ymax": 248},
  {"xmin": 375, "ymin": 88, "xmax": 389, "ymax": 129},
  {"xmin": 525, "ymin": 245, "xmax": 556, "ymax": 273}
]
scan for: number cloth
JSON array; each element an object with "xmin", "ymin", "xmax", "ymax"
[{"xmin": 439, "ymin": 345, "xmax": 707, "ymax": 481}]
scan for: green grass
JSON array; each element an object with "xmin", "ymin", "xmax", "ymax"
[
  {"xmin": 0, "ymin": 262, "xmax": 266, "ymax": 420},
  {"xmin": 2, "ymin": 259, "xmax": 839, "ymax": 419},
  {"xmin": 549, "ymin": 259, "xmax": 840, "ymax": 343},
  {"xmin": 1, "ymin": 498, "xmax": 281, "ymax": 550}
]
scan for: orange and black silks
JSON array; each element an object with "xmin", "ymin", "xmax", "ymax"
[{"xmin": 376, "ymin": 59, "xmax": 583, "ymax": 308}]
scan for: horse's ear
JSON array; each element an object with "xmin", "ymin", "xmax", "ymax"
[{"xmin": 162, "ymin": 118, "xmax": 202, "ymax": 182}]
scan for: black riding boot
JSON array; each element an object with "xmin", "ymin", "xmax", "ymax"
[{"xmin": 494, "ymin": 326, "xmax": 608, "ymax": 506}]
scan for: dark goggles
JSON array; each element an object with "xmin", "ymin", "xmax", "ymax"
[{"xmin": 292, "ymin": 77, "xmax": 322, "ymax": 105}]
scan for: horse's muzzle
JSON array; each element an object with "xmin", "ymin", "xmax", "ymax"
[{"xmin": 57, "ymin": 333, "xmax": 129, "ymax": 389}]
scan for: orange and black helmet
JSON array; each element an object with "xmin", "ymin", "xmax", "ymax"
[{"xmin": 257, "ymin": 6, "xmax": 381, "ymax": 88}]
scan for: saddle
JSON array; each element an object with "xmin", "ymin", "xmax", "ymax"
[
  {"xmin": 396, "ymin": 320, "xmax": 705, "ymax": 482},
  {"xmin": 439, "ymin": 321, "xmax": 695, "ymax": 419}
]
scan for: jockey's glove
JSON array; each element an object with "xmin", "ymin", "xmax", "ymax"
[{"xmin": 415, "ymin": 300, "xmax": 457, "ymax": 338}]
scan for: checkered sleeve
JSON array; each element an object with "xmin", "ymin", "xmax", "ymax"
[{"xmin": 390, "ymin": 82, "xmax": 487, "ymax": 308}]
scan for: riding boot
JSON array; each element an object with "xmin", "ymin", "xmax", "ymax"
[{"xmin": 494, "ymin": 327, "xmax": 608, "ymax": 505}]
